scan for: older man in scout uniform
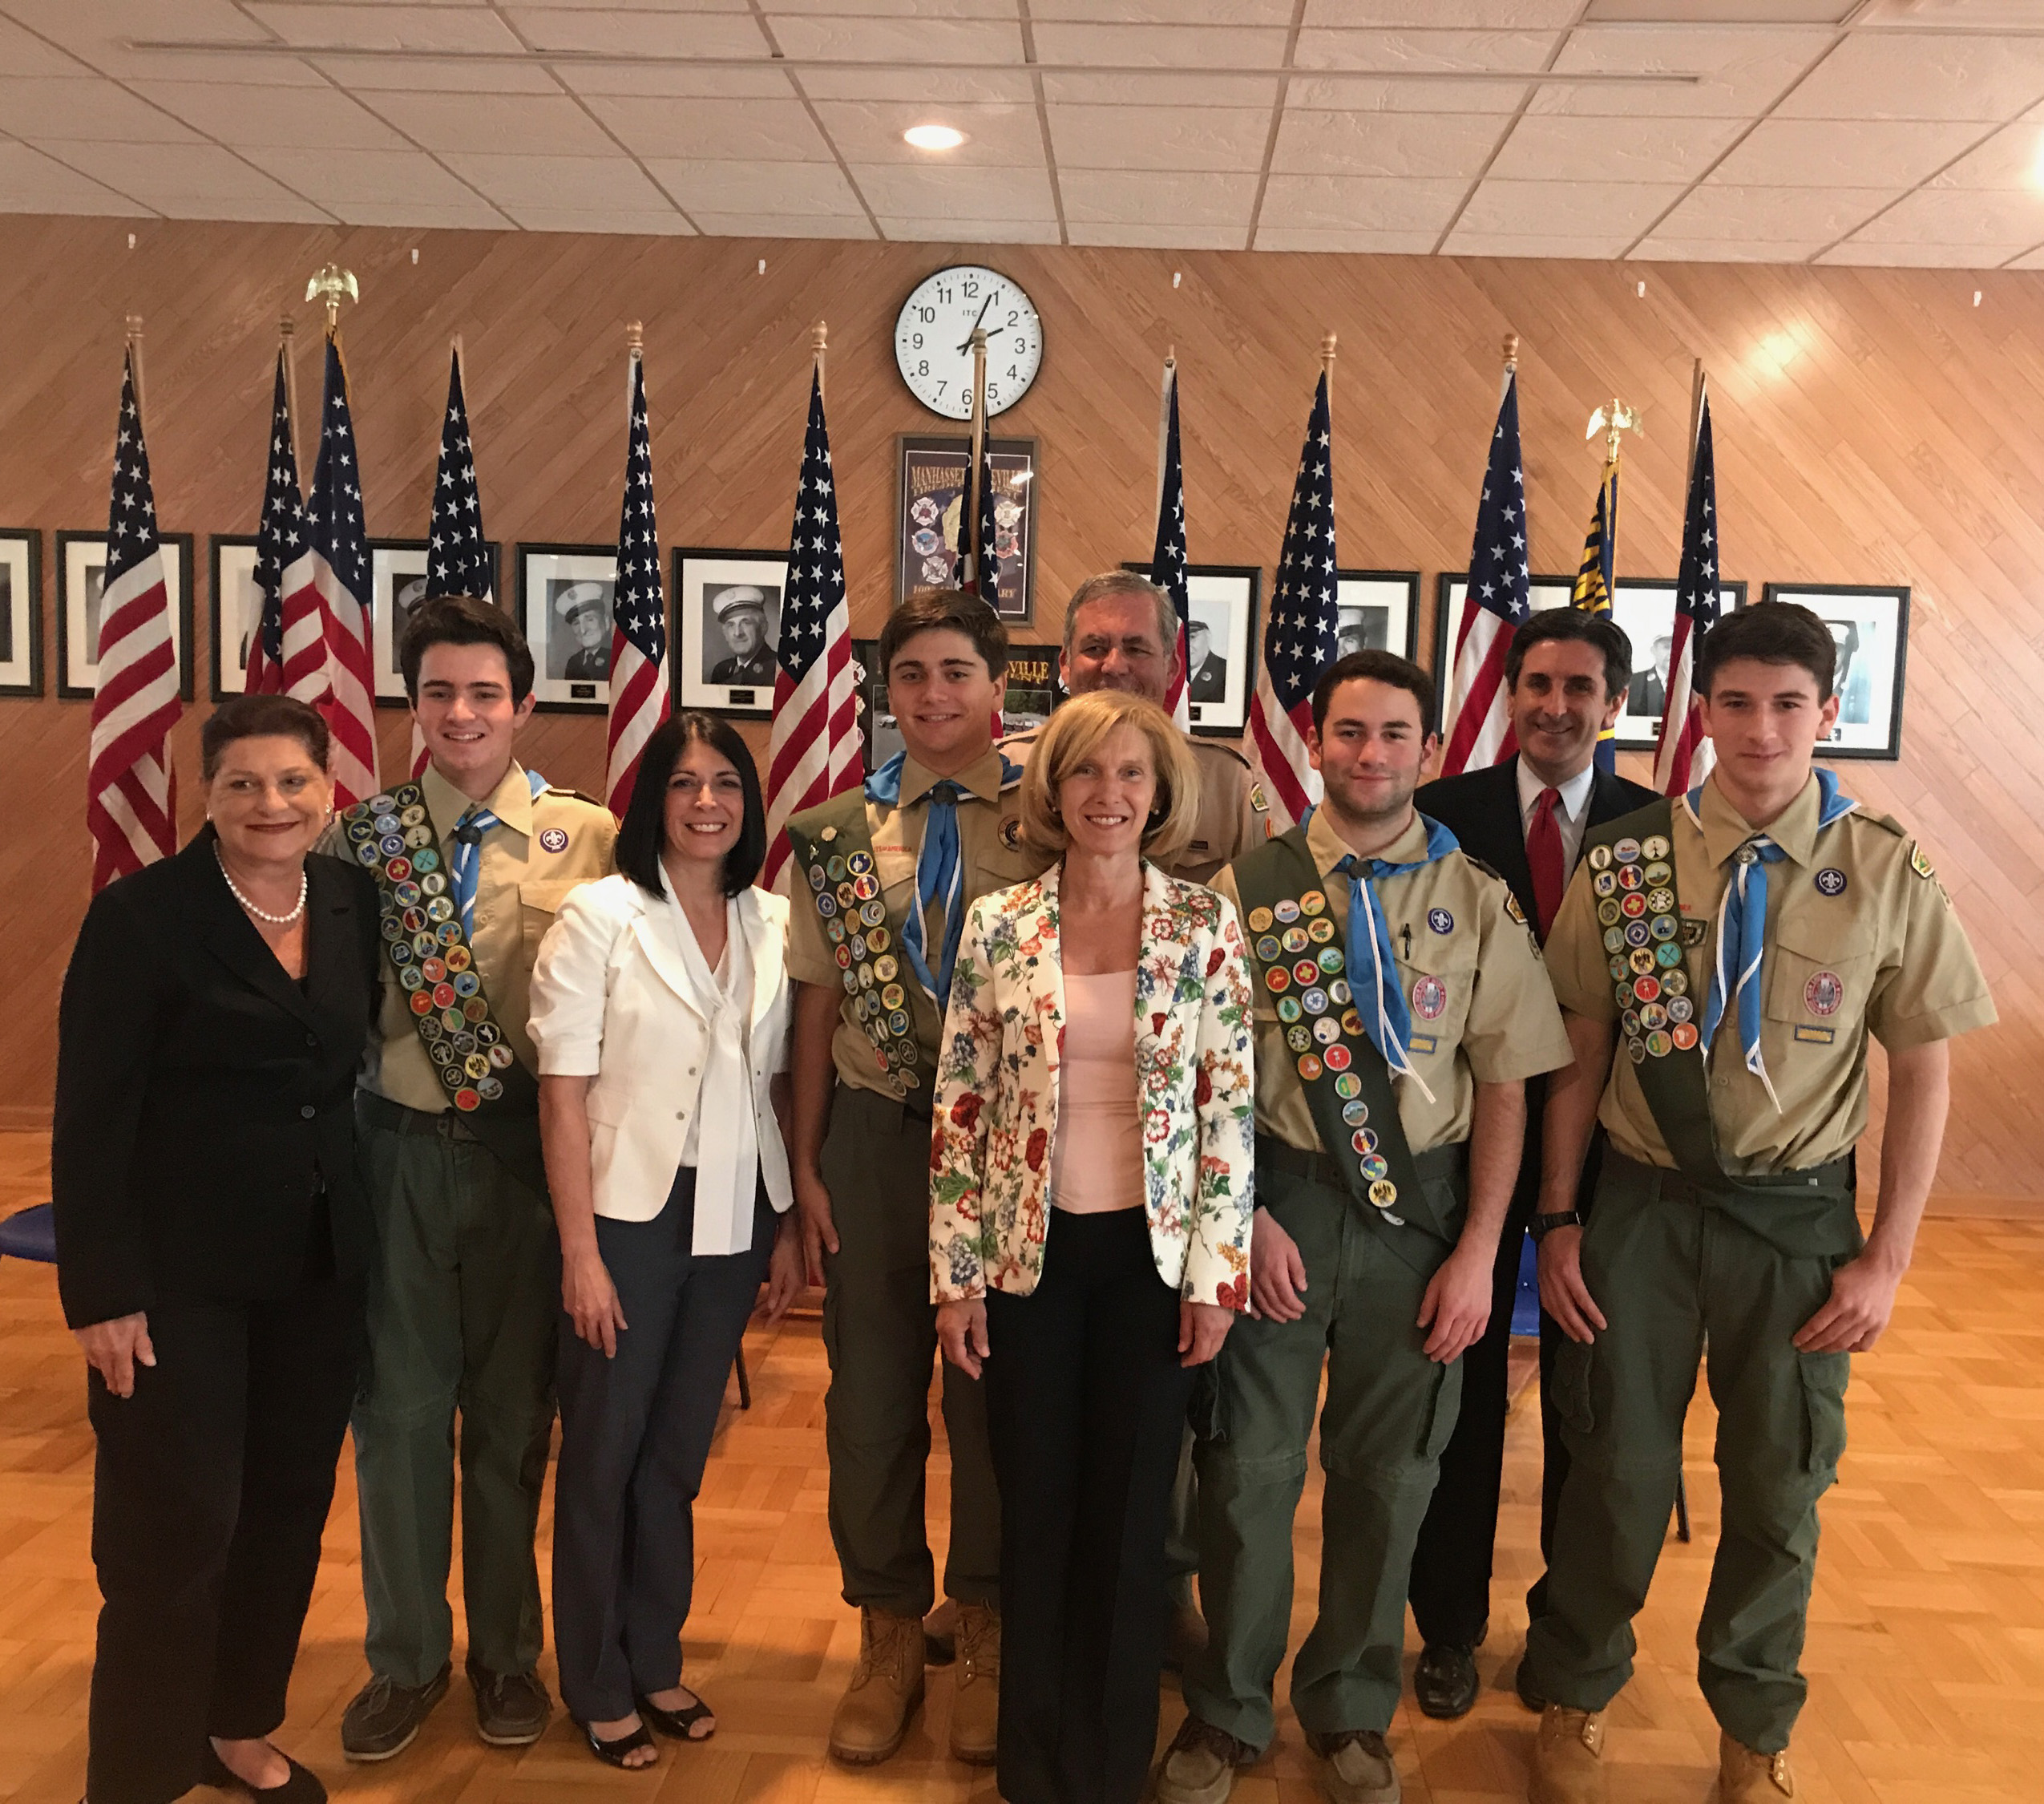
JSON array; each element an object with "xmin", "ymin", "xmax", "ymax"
[
  {"xmin": 786, "ymin": 589, "xmax": 1048, "ymax": 1768},
  {"xmin": 335, "ymin": 596, "xmax": 616, "ymax": 1763},
  {"xmin": 1161, "ymin": 649, "xmax": 1573, "ymax": 1804},
  {"xmin": 555, "ymin": 582, "xmax": 608, "ymax": 682},
  {"xmin": 709, "ymin": 584, "xmax": 776, "ymax": 687},
  {"xmin": 1524, "ymin": 603, "xmax": 1994, "ymax": 1804}
]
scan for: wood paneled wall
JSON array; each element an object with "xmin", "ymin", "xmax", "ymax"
[{"xmin": 1, "ymin": 216, "xmax": 2037, "ymax": 1202}]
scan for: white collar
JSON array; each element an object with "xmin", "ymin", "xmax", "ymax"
[{"xmin": 1516, "ymin": 757, "xmax": 1597, "ymax": 823}]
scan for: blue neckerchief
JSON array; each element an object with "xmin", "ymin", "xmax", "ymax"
[
  {"xmin": 1332, "ymin": 812, "xmax": 1460, "ymax": 1100},
  {"xmin": 450, "ymin": 769, "xmax": 547, "ymax": 939},
  {"xmin": 1695, "ymin": 769, "xmax": 1855, "ymax": 1111}
]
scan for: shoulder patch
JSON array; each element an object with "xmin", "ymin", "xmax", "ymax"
[
  {"xmin": 1248, "ymin": 783, "xmax": 1270, "ymax": 814},
  {"xmin": 1909, "ymin": 842, "xmax": 1936, "ymax": 880}
]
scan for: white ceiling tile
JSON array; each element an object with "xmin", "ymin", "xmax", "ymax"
[
  {"xmin": 1258, "ymin": 172, "xmax": 1467, "ymax": 233},
  {"xmin": 503, "ymin": 9, "xmax": 768, "ymax": 56},
  {"xmin": 1042, "ymin": 71, "xmax": 1278, "ymax": 107},
  {"xmin": 875, "ymin": 216, "xmax": 1061, "ymax": 245},
  {"xmin": 1293, "ymin": 28, "xmax": 1559, "ymax": 73},
  {"xmin": 0, "ymin": 140, "xmax": 141, "ymax": 213},
  {"xmin": 1816, "ymin": 240, "xmax": 2034, "ymax": 267},
  {"xmin": 814, "ymin": 99, "xmax": 1043, "ymax": 166},
  {"xmin": 1049, "ymin": 104, "xmax": 1270, "ymax": 172},
  {"xmin": 1488, "ymin": 113, "xmax": 1744, "ymax": 184},
  {"xmin": 767, "ymin": 0, "xmax": 1017, "ymax": 14},
  {"xmin": 1860, "ymin": 0, "xmax": 2044, "ymax": 18},
  {"xmin": 129, "ymin": 79, "xmax": 410, "ymax": 149},
  {"xmin": 1630, "ymin": 236, "xmax": 1828, "ymax": 263},
  {"xmin": 1303, "ymin": 0, "xmax": 1579, "ymax": 20},
  {"xmin": 327, "ymin": 200, "xmax": 511, "ymax": 229},
  {"xmin": 587, "ymin": 95, "xmax": 833, "ymax": 160},
  {"xmin": 1709, "ymin": 118, "xmax": 1987, "ymax": 187},
  {"xmin": 1656, "ymin": 183, "xmax": 1897, "ymax": 241},
  {"xmin": 513, "ymin": 0, "xmax": 751, "ymax": 8},
  {"xmin": 1252, "ymin": 226, "xmax": 1438, "ymax": 252},
  {"xmin": 54, "ymin": 140, "xmax": 325, "ymax": 210},
  {"xmin": 551, "ymin": 62, "xmax": 796, "ymax": 98},
  {"xmin": 243, "ymin": 144, "xmax": 503, "ymax": 213},
  {"xmin": 1030, "ymin": 21, "xmax": 1288, "ymax": 67},
  {"xmin": 768, "ymin": 16, "xmax": 1024, "ymax": 63},
  {"xmin": 1455, "ymin": 178, "xmax": 1688, "ymax": 237},
  {"xmin": 1060, "ymin": 169, "xmax": 1257, "ymax": 225},
  {"xmin": 640, "ymin": 157, "xmax": 863, "ymax": 213},
  {"xmin": 143, "ymin": 192, "xmax": 334, "ymax": 223},
  {"xmin": 503, "ymin": 204, "xmax": 694, "ymax": 235},
  {"xmin": 0, "ymin": 77, "xmax": 199, "ymax": 143},
  {"xmin": 1033, "ymin": 1, "xmax": 1291, "ymax": 22},
  {"xmin": 1776, "ymin": 32, "xmax": 2044, "ymax": 123},
  {"xmin": 440, "ymin": 152, "xmax": 670, "ymax": 211},
  {"xmin": 0, "ymin": 0, "xmax": 329, "ymax": 83},
  {"xmin": 850, "ymin": 160, "xmax": 1056, "ymax": 218},
  {"xmin": 1590, "ymin": 0, "xmax": 1851, "ymax": 16},
  {"xmin": 689, "ymin": 210, "xmax": 876, "ymax": 237},
  {"xmin": 801, "ymin": 67, "xmax": 1038, "ymax": 102},
  {"xmin": 1530, "ymin": 24, "xmax": 1835, "ymax": 119},
  {"xmin": 1066, "ymin": 221, "xmax": 1247, "ymax": 248},
  {"xmin": 309, "ymin": 53, "xmax": 563, "ymax": 93},
  {"xmin": 2001, "ymin": 243, "xmax": 2044, "ymax": 268},
  {"xmin": 1929, "ymin": 116, "xmax": 2044, "ymax": 190},
  {"xmin": 363, "ymin": 91, "xmax": 618, "ymax": 156},
  {"xmin": 1848, "ymin": 186, "xmax": 2044, "ymax": 247},
  {"xmin": 244, "ymin": 5, "xmax": 527, "ymax": 54},
  {"xmin": 1270, "ymin": 109, "xmax": 1504, "ymax": 179},
  {"xmin": 1440, "ymin": 229, "xmax": 1639, "ymax": 258}
]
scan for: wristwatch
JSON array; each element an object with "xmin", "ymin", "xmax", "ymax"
[{"xmin": 1530, "ymin": 1210, "xmax": 1584, "ymax": 1241}]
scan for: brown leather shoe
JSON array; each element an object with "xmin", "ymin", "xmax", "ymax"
[
  {"xmin": 1529, "ymin": 1705, "xmax": 1608, "ymax": 1804},
  {"xmin": 948, "ymin": 1601, "xmax": 1000, "ymax": 1765},
  {"xmin": 828, "ymin": 1608, "xmax": 925, "ymax": 1766},
  {"xmin": 1718, "ymin": 1732, "xmax": 1794, "ymax": 1801},
  {"xmin": 1154, "ymin": 1715, "xmax": 1259, "ymax": 1804},
  {"xmin": 1309, "ymin": 1729, "xmax": 1400, "ymax": 1804}
]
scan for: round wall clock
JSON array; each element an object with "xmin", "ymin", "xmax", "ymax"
[{"xmin": 893, "ymin": 265, "xmax": 1043, "ymax": 420}]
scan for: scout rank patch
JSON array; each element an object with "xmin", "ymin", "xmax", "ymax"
[
  {"xmin": 346, "ymin": 783, "xmax": 519, "ymax": 1112},
  {"xmin": 1589, "ymin": 831, "xmax": 1697, "ymax": 1066},
  {"xmin": 805, "ymin": 831, "xmax": 919, "ymax": 1091}
]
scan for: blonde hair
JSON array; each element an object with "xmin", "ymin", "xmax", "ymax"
[{"xmin": 1020, "ymin": 690, "xmax": 1200, "ymax": 864}]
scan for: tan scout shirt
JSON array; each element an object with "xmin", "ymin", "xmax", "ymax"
[
  {"xmin": 1000, "ymin": 730, "xmax": 1271, "ymax": 885},
  {"xmin": 355, "ymin": 762, "xmax": 617, "ymax": 1113},
  {"xmin": 1214, "ymin": 806, "xmax": 1573, "ymax": 1158},
  {"xmin": 786, "ymin": 747, "xmax": 1051, "ymax": 1098},
  {"xmin": 1545, "ymin": 772, "xmax": 1996, "ymax": 1175}
]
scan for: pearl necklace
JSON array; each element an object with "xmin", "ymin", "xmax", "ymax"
[{"xmin": 215, "ymin": 847, "xmax": 308, "ymax": 927}]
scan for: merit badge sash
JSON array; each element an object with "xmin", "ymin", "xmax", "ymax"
[
  {"xmin": 1585, "ymin": 800, "xmax": 1856, "ymax": 1258},
  {"xmin": 786, "ymin": 795, "xmax": 923, "ymax": 1098},
  {"xmin": 1233, "ymin": 827, "xmax": 1445, "ymax": 1241}
]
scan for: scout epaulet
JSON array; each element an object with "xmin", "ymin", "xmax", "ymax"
[
  {"xmin": 1199, "ymin": 740, "xmax": 1253, "ymax": 770},
  {"xmin": 1459, "ymin": 851, "xmax": 1536, "ymax": 936},
  {"xmin": 540, "ymin": 786, "xmax": 608, "ymax": 811}
]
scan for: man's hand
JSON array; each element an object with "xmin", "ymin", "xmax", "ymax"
[
  {"xmin": 1416, "ymin": 1242, "xmax": 1493, "ymax": 1363},
  {"xmin": 564, "ymin": 1248, "xmax": 628, "ymax": 1357},
  {"xmin": 75, "ymin": 1312, "xmax": 154, "ymax": 1397},
  {"xmin": 1178, "ymin": 1300, "xmax": 1234, "ymax": 1367},
  {"xmin": 1793, "ymin": 1252, "xmax": 1905, "ymax": 1353},
  {"xmin": 757, "ymin": 1209, "xmax": 806, "ymax": 1324},
  {"xmin": 1537, "ymin": 1224, "xmax": 1607, "ymax": 1345},
  {"xmin": 938, "ymin": 1297, "xmax": 990, "ymax": 1377},
  {"xmin": 1249, "ymin": 1207, "xmax": 1308, "ymax": 1322},
  {"xmin": 794, "ymin": 1167, "xmax": 839, "ymax": 1287}
]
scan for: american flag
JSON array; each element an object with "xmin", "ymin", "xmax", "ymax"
[
  {"xmin": 604, "ymin": 350, "xmax": 670, "ymax": 816},
  {"xmin": 302, "ymin": 336, "xmax": 378, "ymax": 807},
  {"xmin": 952, "ymin": 439, "xmax": 1000, "ymax": 598},
  {"xmin": 1151, "ymin": 357, "xmax": 1192, "ymax": 732},
  {"xmin": 1571, "ymin": 452, "xmax": 1619, "ymax": 772},
  {"xmin": 1246, "ymin": 371, "xmax": 1339, "ymax": 827},
  {"xmin": 244, "ymin": 346, "xmax": 305, "ymax": 698},
  {"xmin": 418, "ymin": 346, "xmax": 492, "ymax": 777},
  {"xmin": 87, "ymin": 347, "xmax": 182, "ymax": 892},
  {"xmin": 1654, "ymin": 380, "xmax": 1719, "ymax": 795},
  {"xmin": 763, "ymin": 368, "xmax": 858, "ymax": 890},
  {"xmin": 1440, "ymin": 368, "xmax": 1532, "ymax": 776}
]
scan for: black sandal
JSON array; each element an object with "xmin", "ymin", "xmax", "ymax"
[
  {"xmin": 196, "ymin": 1740, "xmax": 327, "ymax": 1802},
  {"xmin": 636, "ymin": 1689, "xmax": 716, "ymax": 1741},
  {"xmin": 576, "ymin": 1718, "xmax": 657, "ymax": 1768}
]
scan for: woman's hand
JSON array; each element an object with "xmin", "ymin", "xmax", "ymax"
[
  {"xmin": 757, "ymin": 1208, "xmax": 806, "ymax": 1324},
  {"xmin": 563, "ymin": 1247, "xmax": 628, "ymax": 1357},
  {"xmin": 1178, "ymin": 1300, "xmax": 1234, "ymax": 1368},
  {"xmin": 75, "ymin": 1313, "xmax": 155, "ymax": 1398},
  {"xmin": 937, "ymin": 1297, "xmax": 990, "ymax": 1378}
]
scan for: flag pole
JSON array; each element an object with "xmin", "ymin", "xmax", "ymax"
[
  {"xmin": 124, "ymin": 313, "xmax": 147, "ymax": 432},
  {"xmin": 1320, "ymin": 330, "xmax": 1337, "ymax": 418},
  {"xmin": 279, "ymin": 314, "xmax": 301, "ymax": 474},
  {"xmin": 813, "ymin": 318, "xmax": 828, "ymax": 406},
  {"xmin": 1681, "ymin": 356, "xmax": 1706, "ymax": 501},
  {"xmin": 1501, "ymin": 330, "xmax": 1519, "ymax": 402},
  {"xmin": 967, "ymin": 326, "xmax": 988, "ymax": 589},
  {"xmin": 626, "ymin": 318, "xmax": 643, "ymax": 401},
  {"xmin": 1155, "ymin": 346, "xmax": 1175, "ymax": 520}
]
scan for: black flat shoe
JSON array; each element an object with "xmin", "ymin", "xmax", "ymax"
[
  {"xmin": 196, "ymin": 1740, "xmax": 327, "ymax": 1802},
  {"xmin": 577, "ymin": 1718, "xmax": 658, "ymax": 1769},
  {"xmin": 636, "ymin": 1689, "xmax": 716, "ymax": 1741},
  {"xmin": 1414, "ymin": 1642, "xmax": 1480, "ymax": 1720}
]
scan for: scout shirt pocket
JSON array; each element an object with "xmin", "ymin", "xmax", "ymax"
[
  {"xmin": 519, "ymin": 877, "xmax": 583, "ymax": 961},
  {"xmin": 1392, "ymin": 919, "xmax": 1480, "ymax": 1061},
  {"xmin": 1763, "ymin": 915, "xmax": 1876, "ymax": 1062}
]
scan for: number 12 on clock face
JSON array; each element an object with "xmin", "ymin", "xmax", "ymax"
[{"xmin": 894, "ymin": 264, "xmax": 1044, "ymax": 421}]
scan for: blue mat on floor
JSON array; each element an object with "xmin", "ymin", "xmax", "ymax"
[{"xmin": 0, "ymin": 1203, "xmax": 55, "ymax": 1264}]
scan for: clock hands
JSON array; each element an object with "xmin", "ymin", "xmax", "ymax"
[{"xmin": 955, "ymin": 291, "xmax": 996, "ymax": 355}]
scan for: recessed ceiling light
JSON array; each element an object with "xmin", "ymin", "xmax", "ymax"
[{"xmin": 904, "ymin": 123, "xmax": 967, "ymax": 152}]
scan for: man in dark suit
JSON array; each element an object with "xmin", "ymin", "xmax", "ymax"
[{"xmin": 1407, "ymin": 608, "xmax": 1657, "ymax": 1721}]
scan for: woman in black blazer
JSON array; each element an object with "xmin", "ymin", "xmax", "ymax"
[{"xmin": 54, "ymin": 694, "xmax": 382, "ymax": 1804}]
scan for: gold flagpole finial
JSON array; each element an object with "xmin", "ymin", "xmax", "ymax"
[
  {"xmin": 1320, "ymin": 331, "xmax": 1337, "ymax": 379},
  {"xmin": 1502, "ymin": 331, "xmax": 1521, "ymax": 370},
  {"xmin": 812, "ymin": 318, "xmax": 827, "ymax": 403},
  {"xmin": 625, "ymin": 319, "xmax": 644, "ymax": 355},
  {"xmin": 305, "ymin": 263, "xmax": 358, "ymax": 334},
  {"xmin": 1586, "ymin": 398, "xmax": 1641, "ymax": 461}
]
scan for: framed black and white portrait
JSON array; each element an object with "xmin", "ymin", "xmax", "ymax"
[
  {"xmin": 1335, "ymin": 569, "xmax": 1420, "ymax": 662},
  {"xmin": 674, "ymin": 548, "xmax": 787, "ymax": 719},
  {"xmin": 1182, "ymin": 566, "xmax": 1260, "ymax": 738},
  {"xmin": 0, "ymin": 530, "xmax": 42, "ymax": 698},
  {"xmin": 1610, "ymin": 580, "xmax": 1747, "ymax": 751},
  {"xmin": 518, "ymin": 544, "xmax": 617, "ymax": 714},
  {"xmin": 209, "ymin": 535, "xmax": 260, "ymax": 699},
  {"xmin": 1762, "ymin": 583, "xmax": 1909, "ymax": 759},
  {"xmin": 1432, "ymin": 572, "xmax": 1573, "ymax": 712},
  {"xmin": 896, "ymin": 435, "xmax": 1036, "ymax": 622},
  {"xmin": 370, "ymin": 539, "xmax": 503, "ymax": 705},
  {"xmin": 57, "ymin": 530, "xmax": 192, "ymax": 702}
]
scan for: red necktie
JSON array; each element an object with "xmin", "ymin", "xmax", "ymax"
[{"xmin": 1527, "ymin": 787, "xmax": 1565, "ymax": 942}]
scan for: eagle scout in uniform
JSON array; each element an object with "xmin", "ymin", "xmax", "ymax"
[
  {"xmin": 1524, "ymin": 604, "xmax": 1995, "ymax": 1804},
  {"xmin": 1165, "ymin": 651, "xmax": 1573, "ymax": 1804},
  {"xmin": 786, "ymin": 589, "xmax": 1049, "ymax": 1768},
  {"xmin": 335, "ymin": 597, "xmax": 617, "ymax": 1763}
]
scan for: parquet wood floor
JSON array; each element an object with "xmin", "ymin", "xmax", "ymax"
[{"xmin": 3, "ymin": 1129, "xmax": 2042, "ymax": 1803}]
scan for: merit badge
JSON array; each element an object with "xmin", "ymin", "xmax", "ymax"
[
  {"xmin": 1274, "ymin": 899, "xmax": 1301, "ymax": 924},
  {"xmin": 1318, "ymin": 947, "xmax": 1343, "ymax": 975},
  {"xmin": 847, "ymin": 851, "xmax": 873, "ymax": 876},
  {"xmin": 1283, "ymin": 925, "xmax": 1310, "ymax": 954},
  {"xmin": 1804, "ymin": 971, "xmax": 1844, "ymax": 1016},
  {"xmin": 1628, "ymin": 1039, "xmax": 1647, "ymax": 1066},
  {"xmin": 1641, "ymin": 834, "xmax": 1670, "ymax": 860},
  {"xmin": 1312, "ymin": 1016, "xmax": 1340, "ymax": 1046},
  {"xmin": 1589, "ymin": 844, "xmax": 1612, "ymax": 872},
  {"xmin": 1608, "ymin": 955, "xmax": 1628, "ymax": 982},
  {"xmin": 1342, "ymin": 1100, "xmax": 1369, "ymax": 1127},
  {"xmin": 1654, "ymin": 941, "xmax": 1682, "ymax": 969},
  {"xmin": 1266, "ymin": 965, "xmax": 1291, "ymax": 993},
  {"xmin": 1603, "ymin": 926, "xmax": 1626, "ymax": 954},
  {"xmin": 1624, "ymin": 920, "xmax": 1650, "ymax": 948},
  {"xmin": 875, "ymin": 954, "xmax": 899, "ymax": 981},
  {"xmin": 1332, "ymin": 1073, "xmax": 1361, "ymax": 1100},
  {"xmin": 1359, "ymin": 1154, "xmax": 1389, "ymax": 1182},
  {"xmin": 1323, "ymin": 1045, "xmax": 1351, "ymax": 1071},
  {"xmin": 809, "ymin": 866, "xmax": 827, "ymax": 892},
  {"xmin": 1329, "ymin": 979, "xmax": 1352, "ymax": 1005},
  {"xmin": 1630, "ymin": 948, "xmax": 1657, "ymax": 975},
  {"xmin": 1632, "ymin": 974, "xmax": 1661, "ymax": 1003},
  {"xmin": 1287, "ymin": 1026, "xmax": 1313, "ymax": 1054},
  {"xmin": 1617, "ymin": 864, "xmax": 1643, "ymax": 892},
  {"xmin": 1300, "ymin": 890, "xmax": 1327, "ymax": 916},
  {"xmin": 1257, "ymin": 936, "xmax": 1282, "ymax": 962},
  {"xmin": 1639, "ymin": 1003, "xmax": 1667, "ymax": 1032},
  {"xmin": 539, "ymin": 827, "xmax": 569, "ymax": 854},
  {"xmin": 1294, "ymin": 959, "xmax": 1320, "ymax": 986},
  {"xmin": 1622, "ymin": 892, "xmax": 1646, "ymax": 920},
  {"xmin": 1667, "ymin": 995, "xmax": 1695, "ymax": 1023},
  {"xmin": 1411, "ymin": 974, "xmax": 1447, "ymax": 1020},
  {"xmin": 1614, "ymin": 836, "xmax": 1642, "ymax": 864},
  {"xmin": 1592, "ymin": 870, "xmax": 1618, "ymax": 898},
  {"xmin": 1645, "ymin": 1029, "xmax": 1673, "ymax": 1058},
  {"xmin": 1297, "ymin": 1054, "xmax": 1323, "ymax": 1082},
  {"xmin": 1643, "ymin": 860, "xmax": 1671, "ymax": 887},
  {"xmin": 1368, "ymin": 1179, "xmax": 1398, "ymax": 1210},
  {"xmin": 1307, "ymin": 916, "xmax": 1335, "ymax": 944},
  {"xmin": 1671, "ymin": 1022, "xmax": 1699, "ymax": 1050},
  {"xmin": 1277, "ymin": 996, "xmax": 1303, "ymax": 1024},
  {"xmin": 1342, "ymin": 1008, "xmax": 1365, "ymax": 1037},
  {"xmin": 1302, "ymin": 987, "xmax": 1328, "ymax": 1015},
  {"xmin": 1621, "ymin": 1010, "xmax": 1642, "ymax": 1039},
  {"xmin": 1815, "ymin": 868, "xmax": 1847, "ymax": 896},
  {"xmin": 1427, "ymin": 908, "xmax": 1453, "ymax": 934},
  {"xmin": 386, "ymin": 856, "xmax": 413, "ymax": 883},
  {"xmin": 1247, "ymin": 907, "xmax": 1274, "ymax": 934}
]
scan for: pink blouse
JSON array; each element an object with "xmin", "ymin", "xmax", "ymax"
[{"xmin": 1049, "ymin": 969, "xmax": 1144, "ymax": 1215}]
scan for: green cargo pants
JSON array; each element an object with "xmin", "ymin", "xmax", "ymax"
[
  {"xmin": 1523, "ymin": 1154, "xmax": 1851, "ymax": 1754},
  {"xmin": 819, "ymin": 1084, "xmax": 1001, "ymax": 1616},
  {"xmin": 1186, "ymin": 1162, "xmax": 1461, "ymax": 1749},
  {"xmin": 352, "ymin": 1098, "xmax": 561, "ymax": 1688}
]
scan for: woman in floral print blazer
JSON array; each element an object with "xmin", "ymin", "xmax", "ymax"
[{"xmin": 929, "ymin": 690, "xmax": 1254, "ymax": 1804}]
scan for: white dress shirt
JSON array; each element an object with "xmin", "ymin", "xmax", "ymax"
[
  {"xmin": 1516, "ymin": 758, "xmax": 1598, "ymax": 874},
  {"xmin": 667, "ymin": 887, "xmax": 760, "ymax": 1236}
]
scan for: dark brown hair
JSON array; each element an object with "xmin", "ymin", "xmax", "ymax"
[
  {"xmin": 398, "ymin": 594, "xmax": 537, "ymax": 705},
  {"xmin": 1505, "ymin": 609, "xmax": 1635, "ymax": 702},
  {"xmin": 200, "ymin": 693, "xmax": 330, "ymax": 782},
  {"xmin": 614, "ymin": 713, "xmax": 767, "ymax": 899},
  {"xmin": 878, "ymin": 588, "xmax": 1008, "ymax": 682},
  {"xmin": 1311, "ymin": 649, "xmax": 1437, "ymax": 739},
  {"xmin": 1695, "ymin": 601, "xmax": 1836, "ymax": 700}
]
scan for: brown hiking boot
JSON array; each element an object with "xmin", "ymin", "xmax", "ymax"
[
  {"xmin": 1718, "ymin": 1732, "xmax": 1794, "ymax": 1802},
  {"xmin": 949, "ymin": 1601, "xmax": 1000, "ymax": 1765},
  {"xmin": 1529, "ymin": 1705, "xmax": 1608, "ymax": 1804},
  {"xmin": 1155, "ymin": 1715, "xmax": 1259, "ymax": 1804},
  {"xmin": 828, "ymin": 1608, "xmax": 925, "ymax": 1765}
]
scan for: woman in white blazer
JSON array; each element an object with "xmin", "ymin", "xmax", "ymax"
[{"xmin": 529, "ymin": 713, "xmax": 801, "ymax": 1770}]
